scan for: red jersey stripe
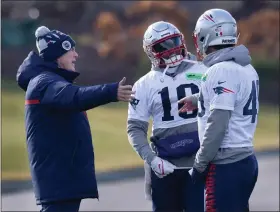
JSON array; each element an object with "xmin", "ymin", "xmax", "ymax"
[{"xmin": 25, "ymin": 99, "xmax": 40, "ymax": 105}]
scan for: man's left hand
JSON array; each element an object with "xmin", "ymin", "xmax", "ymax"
[{"xmin": 191, "ymin": 167, "xmax": 209, "ymax": 184}]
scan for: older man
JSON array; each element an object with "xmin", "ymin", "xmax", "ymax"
[{"xmin": 16, "ymin": 26, "xmax": 134, "ymax": 212}]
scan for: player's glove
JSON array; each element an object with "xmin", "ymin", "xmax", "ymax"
[
  {"xmin": 144, "ymin": 161, "xmax": 152, "ymax": 201},
  {"xmin": 150, "ymin": 156, "xmax": 176, "ymax": 178}
]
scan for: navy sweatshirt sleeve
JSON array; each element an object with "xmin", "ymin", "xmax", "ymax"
[{"xmin": 33, "ymin": 73, "xmax": 119, "ymax": 111}]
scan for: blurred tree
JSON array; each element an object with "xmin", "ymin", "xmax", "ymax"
[
  {"xmin": 32, "ymin": 1, "xmax": 86, "ymax": 32},
  {"xmin": 238, "ymin": 9, "xmax": 279, "ymax": 60},
  {"xmin": 93, "ymin": 0, "xmax": 191, "ymax": 61},
  {"xmin": 95, "ymin": 12, "xmax": 126, "ymax": 58},
  {"xmin": 1, "ymin": 2, "xmax": 13, "ymax": 18},
  {"xmin": 231, "ymin": 0, "xmax": 269, "ymax": 20},
  {"xmin": 125, "ymin": 0, "xmax": 189, "ymax": 37},
  {"xmin": 3, "ymin": 1, "xmax": 278, "ymax": 86}
]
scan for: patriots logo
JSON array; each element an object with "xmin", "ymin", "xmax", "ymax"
[
  {"xmin": 203, "ymin": 14, "xmax": 215, "ymax": 23},
  {"xmin": 213, "ymin": 86, "xmax": 234, "ymax": 95},
  {"xmin": 130, "ymin": 98, "xmax": 140, "ymax": 110}
]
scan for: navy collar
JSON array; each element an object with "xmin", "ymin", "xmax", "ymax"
[
  {"xmin": 54, "ymin": 65, "xmax": 80, "ymax": 83},
  {"xmin": 39, "ymin": 55, "xmax": 80, "ymax": 82}
]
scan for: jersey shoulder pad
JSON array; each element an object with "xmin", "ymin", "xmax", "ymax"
[
  {"xmin": 204, "ymin": 61, "xmax": 241, "ymax": 84},
  {"xmin": 133, "ymin": 70, "xmax": 156, "ymax": 90},
  {"xmin": 209, "ymin": 61, "xmax": 238, "ymax": 73}
]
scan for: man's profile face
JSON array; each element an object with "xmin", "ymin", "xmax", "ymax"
[{"xmin": 57, "ymin": 48, "xmax": 78, "ymax": 72}]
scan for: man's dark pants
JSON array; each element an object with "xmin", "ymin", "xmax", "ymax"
[
  {"xmin": 205, "ymin": 154, "xmax": 258, "ymax": 212},
  {"xmin": 40, "ymin": 199, "xmax": 81, "ymax": 212},
  {"xmin": 151, "ymin": 169, "xmax": 205, "ymax": 211}
]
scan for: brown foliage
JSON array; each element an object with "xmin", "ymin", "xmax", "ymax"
[
  {"xmin": 95, "ymin": 12, "xmax": 123, "ymax": 40},
  {"xmin": 93, "ymin": 5, "xmax": 279, "ymax": 62},
  {"xmin": 238, "ymin": 9, "xmax": 279, "ymax": 59},
  {"xmin": 125, "ymin": 0, "xmax": 189, "ymax": 39},
  {"xmin": 93, "ymin": 1, "xmax": 190, "ymax": 60},
  {"xmin": 125, "ymin": 1, "xmax": 178, "ymax": 17},
  {"xmin": 95, "ymin": 12, "xmax": 126, "ymax": 58}
]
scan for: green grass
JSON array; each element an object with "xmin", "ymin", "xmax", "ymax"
[{"xmin": 1, "ymin": 85, "xmax": 279, "ymax": 180}]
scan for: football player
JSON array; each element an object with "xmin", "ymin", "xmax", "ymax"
[
  {"xmin": 127, "ymin": 21, "xmax": 207, "ymax": 211},
  {"xmin": 179, "ymin": 9, "xmax": 259, "ymax": 212}
]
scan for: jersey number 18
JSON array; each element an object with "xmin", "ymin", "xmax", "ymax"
[{"xmin": 158, "ymin": 83, "xmax": 199, "ymax": 121}]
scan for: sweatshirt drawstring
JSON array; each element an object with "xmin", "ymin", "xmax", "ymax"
[
  {"xmin": 182, "ymin": 58, "xmax": 199, "ymax": 64},
  {"xmin": 160, "ymin": 65, "xmax": 170, "ymax": 83}
]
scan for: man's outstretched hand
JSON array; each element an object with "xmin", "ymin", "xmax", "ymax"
[
  {"xmin": 117, "ymin": 77, "xmax": 135, "ymax": 102},
  {"xmin": 178, "ymin": 94, "xmax": 199, "ymax": 113}
]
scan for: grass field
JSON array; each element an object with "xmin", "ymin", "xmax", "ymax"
[{"xmin": 1, "ymin": 84, "xmax": 279, "ymax": 180}]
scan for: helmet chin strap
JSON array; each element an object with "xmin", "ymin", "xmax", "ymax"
[{"xmin": 182, "ymin": 58, "xmax": 198, "ymax": 64}]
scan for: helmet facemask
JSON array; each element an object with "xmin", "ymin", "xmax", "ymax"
[{"xmin": 148, "ymin": 34, "xmax": 186, "ymax": 68}]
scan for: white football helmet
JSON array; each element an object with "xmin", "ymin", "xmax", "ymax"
[
  {"xmin": 143, "ymin": 21, "xmax": 187, "ymax": 68},
  {"xmin": 193, "ymin": 9, "xmax": 239, "ymax": 59}
]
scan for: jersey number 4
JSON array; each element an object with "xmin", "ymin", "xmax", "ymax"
[
  {"xmin": 159, "ymin": 83, "xmax": 199, "ymax": 121},
  {"xmin": 243, "ymin": 80, "xmax": 259, "ymax": 123},
  {"xmin": 199, "ymin": 80, "xmax": 259, "ymax": 123}
]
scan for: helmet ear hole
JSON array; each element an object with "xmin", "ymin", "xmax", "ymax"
[{"xmin": 200, "ymin": 37, "xmax": 205, "ymax": 42}]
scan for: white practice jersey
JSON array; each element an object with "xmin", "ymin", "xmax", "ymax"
[
  {"xmin": 128, "ymin": 63, "xmax": 207, "ymax": 130},
  {"xmin": 198, "ymin": 61, "xmax": 259, "ymax": 148}
]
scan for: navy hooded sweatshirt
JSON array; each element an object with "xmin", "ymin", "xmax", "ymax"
[{"xmin": 16, "ymin": 51, "xmax": 119, "ymax": 204}]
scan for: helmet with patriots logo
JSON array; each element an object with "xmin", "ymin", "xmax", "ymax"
[
  {"xmin": 143, "ymin": 21, "xmax": 187, "ymax": 68},
  {"xmin": 193, "ymin": 9, "xmax": 239, "ymax": 59}
]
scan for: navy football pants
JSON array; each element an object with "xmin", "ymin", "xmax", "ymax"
[
  {"xmin": 205, "ymin": 154, "xmax": 258, "ymax": 212},
  {"xmin": 151, "ymin": 169, "xmax": 205, "ymax": 212},
  {"xmin": 40, "ymin": 199, "xmax": 81, "ymax": 212}
]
